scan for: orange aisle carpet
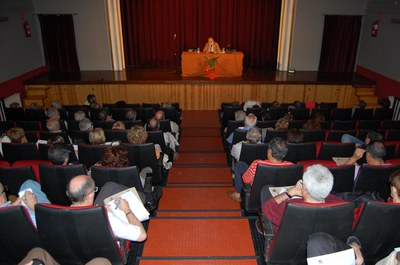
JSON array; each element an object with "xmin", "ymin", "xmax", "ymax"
[{"xmin": 137, "ymin": 110, "xmax": 260, "ymax": 265}]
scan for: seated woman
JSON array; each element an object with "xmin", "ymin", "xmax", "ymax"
[
  {"xmin": 89, "ymin": 128, "xmax": 107, "ymax": 145},
  {"xmin": 99, "ymin": 145, "xmax": 129, "ymax": 168},
  {"xmin": 0, "ymin": 127, "xmax": 28, "ymax": 156},
  {"xmin": 112, "ymin": 121, "xmax": 126, "ymax": 131}
]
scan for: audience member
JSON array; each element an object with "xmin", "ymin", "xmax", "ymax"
[
  {"xmin": 341, "ymin": 131, "xmax": 383, "ymax": 146},
  {"xmin": 89, "ymin": 101, "xmax": 100, "ymax": 109},
  {"xmin": 79, "ymin": 118, "xmax": 93, "ymax": 132},
  {"xmin": 146, "ymin": 118, "xmax": 179, "ymax": 154},
  {"xmin": 46, "ymin": 120, "xmax": 61, "ymax": 132},
  {"xmin": 286, "ymin": 128, "xmax": 304, "ymax": 143},
  {"xmin": 389, "ymin": 169, "xmax": 400, "ymax": 203},
  {"xmin": 83, "ymin": 94, "xmax": 96, "ymax": 106},
  {"xmin": 303, "ymin": 112, "xmax": 325, "ymax": 130},
  {"xmin": 48, "ymin": 143, "xmax": 70, "ymax": 165},
  {"xmin": 67, "ymin": 175, "xmax": 147, "ymax": 241},
  {"xmin": 274, "ymin": 117, "xmax": 289, "ymax": 131},
  {"xmin": 0, "ymin": 180, "xmax": 50, "ymax": 227},
  {"xmin": 235, "ymin": 110, "xmax": 246, "ymax": 121},
  {"xmin": 18, "ymin": 247, "xmax": 111, "ymax": 265},
  {"xmin": 89, "ymin": 128, "xmax": 106, "ymax": 145},
  {"xmin": 47, "ymin": 107, "xmax": 60, "ymax": 121},
  {"xmin": 243, "ymin": 100, "xmax": 261, "ymax": 111},
  {"xmin": 9, "ymin": 102, "xmax": 20, "ymax": 108},
  {"xmin": 99, "ymin": 145, "xmax": 129, "ymax": 168},
  {"xmin": 231, "ymin": 127, "xmax": 262, "ymax": 161},
  {"xmin": 50, "ymin": 100, "xmax": 63, "ymax": 110},
  {"xmin": 125, "ymin": 108, "xmax": 137, "ymax": 121},
  {"xmin": 98, "ymin": 110, "xmax": 114, "ymax": 122},
  {"xmin": 227, "ymin": 137, "xmax": 292, "ymax": 203},
  {"xmin": 127, "ymin": 125, "xmax": 148, "ymax": 144},
  {"xmin": 154, "ymin": 110, "xmax": 180, "ymax": 140},
  {"xmin": 112, "ymin": 121, "xmax": 126, "ymax": 131},
  {"xmin": 0, "ymin": 127, "xmax": 28, "ymax": 155},
  {"xmin": 74, "ymin": 110, "xmax": 86, "ymax": 121},
  {"xmin": 261, "ymin": 164, "xmax": 343, "ymax": 233},
  {"xmin": 29, "ymin": 102, "xmax": 40, "ymax": 109},
  {"xmin": 203, "ymin": 37, "xmax": 221, "ymax": 53},
  {"xmin": 380, "ymin": 98, "xmax": 391, "ymax": 109},
  {"xmin": 344, "ymin": 141, "xmax": 387, "ymax": 168},
  {"xmin": 47, "ymin": 135, "xmax": 65, "ymax": 145},
  {"xmin": 226, "ymin": 114, "xmax": 258, "ymax": 144}
]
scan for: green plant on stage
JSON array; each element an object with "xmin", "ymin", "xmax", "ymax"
[{"xmin": 204, "ymin": 56, "xmax": 219, "ymax": 72}]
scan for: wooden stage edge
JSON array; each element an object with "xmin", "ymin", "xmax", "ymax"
[{"xmin": 24, "ymin": 68, "xmax": 376, "ymax": 110}]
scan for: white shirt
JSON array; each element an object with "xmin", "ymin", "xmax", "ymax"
[
  {"xmin": 107, "ymin": 210, "xmax": 142, "ymax": 241},
  {"xmin": 231, "ymin": 141, "xmax": 244, "ymax": 161},
  {"xmin": 243, "ymin": 100, "xmax": 261, "ymax": 111}
]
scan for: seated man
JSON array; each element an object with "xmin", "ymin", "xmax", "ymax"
[
  {"xmin": 389, "ymin": 169, "xmax": 400, "ymax": 204},
  {"xmin": 261, "ymin": 164, "xmax": 343, "ymax": 234},
  {"xmin": 67, "ymin": 175, "xmax": 147, "ymax": 242},
  {"xmin": 154, "ymin": 110, "xmax": 180, "ymax": 141},
  {"xmin": 48, "ymin": 143, "xmax": 73, "ymax": 166},
  {"xmin": 341, "ymin": 131, "xmax": 383, "ymax": 146},
  {"xmin": 231, "ymin": 127, "xmax": 262, "ymax": 161},
  {"xmin": 226, "ymin": 113, "xmax": 258, "ymax": 144},
  {"xmin": 203, "ymin": 37, "xmax": 221, "ymax": 53},
  {"xmin": 125, "ymin": 108, "xmax": 137, "ymax": 121},
  {"xmin": 0, "ymin": 180, "xmax": 50, "ymax": 227},
  {"xmin": 147, "ymin": 118, "xmax": 179, "ymax": 155},
  {"xmin": 227, "ymin": 137, "xmax": 293, "ymax": 203}
]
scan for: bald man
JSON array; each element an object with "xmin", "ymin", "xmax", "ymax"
[
  {"xmin": 203, "ymin": 37, "xmax": 221, "ymax": 53},
  {"xmin": 66, "ymin": 175, "xmax": 147, "ymax": 242},
  {"xmin": 154, "ymin": 110, "xmax": 180, "ymax": 141}
]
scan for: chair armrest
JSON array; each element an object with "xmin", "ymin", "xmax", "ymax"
[{"xmin": 261, "ymin": 213, "xmax": 275, "ymax": 262}]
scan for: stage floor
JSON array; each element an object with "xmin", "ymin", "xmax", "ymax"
[{"xmin": 24, "ymin": 67, "xmax": 375, "ymax": 86}]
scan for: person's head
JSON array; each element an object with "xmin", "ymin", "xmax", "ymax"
[
  {"xmin": 7, "ymin": 127, "xmax": 27, "ymax": 143},
  {"xmin": 9, "ymin": 102, "xmax": 20, "ymax": 108},
  {"xmin": 311, "ymin": 112, "xmax": 325, "ymax": 123},
  {"xmin": 67, "ymin": 175, "xmax": 96, "ymax": 206},
  {"xmin": 30, "ymin": 102, "xmax": 40, "ymax": 109},
  {"xmin": 302, "ymin": 164, "xmax": 334, "ymax": 202},
  {"xmin": 98, "ymin": 110, "xmax": 109, "ymax": 121},
  {"xmin": 155, "ymin": 110, "xmax": 165, "ymax": 121},
  {"xmin": 356, "ymin": 100, "xmax": 366, "ymax": 110},
  {"xmin": 112, "ymin": 121, "xmax": 126, "ymax": 131},
  {"xmin": 267, "ymin": 137, "xmax": 288, "ymax": 162},
  {"xmin": 234, "ymin": 110, "xmax": 246, "ymax": 121},
  {"xmin": 147, "ymin": 118, "xmax": 160, "ymax": 131},
  {"xmin": 74, "ymin": 110, "xmax": 86, "ymax": 121},
  {"xmin": 365, "ymin": 131, "xmax": 383, "ymax": 144},
  {"xmin": 246, "ymin": 127, "xmax": 262, "ymax": 144},
  {"xmin": 79, "ymin": 118, "xmax": 93, "ymax": 132},
  {"xmin": 127, "ymin": 125, "xmax": 148, "ymax": 144},
  {"xmin": 89, "ymin": 102, "xmax": 100, "ymax": 109},
  {"xmin": 125, "ymin": 109, "xmax": 137, "ymax": 121},
  {"xmin": 275, "ymin": 118, "xmax": 289, "ymax": 131},
  {"xmin": 47, "ymin": 107, "xmax": 60, "ymax": 120},
  {"xmin": 381, "ymin": 98, "xmax": 391, "ymax": 109},
  {"xmin": 48, "ymin": 143, "xmax": 70, "ymax": 165},
  {"xmin": 51, "ymin": 100, "xmax": 62, "ymax": 110},
  {"xmin": 271, "ymin": 101, "xmax": 280, "ymax": 108},
  {"xmin": 365, "ymin": 141, "xmax": 386, "ymax": 165},
  {"xmin": 89, "ymin": 128, "xmax": 106, "ymax": 145},
  {"xmin": 0, "ymin": 182, "xmax": 7, "ymax": 206},
  {"xmin": 46, "ymin": 120, "xmax": 60, "ymax": 132},
  {"xmin": 244, "ymin": 114, "xmax": 257, "ymax": 127},
  {"xmin": 389, "ymin": 169, "xmax": 400, "ymax": 203},
  {"xmin": 207, "ymin": 37, "xmax": 215, "ymax": 44},
  {"xmin": 47, "ymin": 135, "xmax": 65, "ymax": 145},
  {"xmin": 100, "ymin": 145, "xmax": 129, "ymax": 168},
  {"xmin": 287, "ymin": 128, "xmax": 304, "ymax": 143},
  {"xmin": 293, "ymin": 101, "xmax": 304, "ymax": 109},
  {"xmin": 87, "ymin": 94, "xmax": 96, "ymax": 104}
]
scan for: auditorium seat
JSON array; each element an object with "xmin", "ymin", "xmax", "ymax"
[
  {"xmin": 67, "ymin": 120, "xmax": 80, "ymax": 131},
  {"xmin": 39, "ymin": 164, "xmax": 86, "ymax": 206},
  {"xmin": 285, "ymin": 142, "xmax": 317, "ymax": 163},
  {"xmin": 142, "ymin": 103, "xmax": 160, "ymax": 109},
  {"xmin": 146, "ymin": 130, "xmax": 168, "ymax": 152},
  {"xmin": 93, "ymin": 120, "xmax": 114, "ymax": 130},
  {"xmin": 311, "ymin": 108, "xmax": 331, "ymax": 121},
  {"xmin": 39, "ymin": 143, "xmax": 78, "ymax": 163},
  {"xmin": 0, "ymin": 120, "xmax": 14, "ymax": 131},
  {"xmin": 78, "ymin": 144, "xmax": 108, "ymax": 169},
  {"xmin": 385, "ymin": 144, "xmax": 396, "ymax": 160},
  {"xmin": 238, "ymin": 143, "xmax": 268, "ymax": 167},
  {"xmin": 24, "ymin": 109, "xmax": 47, "ymax": 121},
  {"xmin": 317, "ymin": 142, "xmax": 355, "ymax": 160},
  {"xmin": 123, "ymin": 120, "xmax": 143, "ymax": 129},
  {"xmin": 39, "ymin": 131, "xmax": 71, "ymax": 144},
  {"xmin": 386, "ymin": 130, "xmax": 400, "ymax": 141},
  {"xmin": 268, "ymin": 107, "xmax": 288, "ymax": 120},
  {"xmin": 244, "ymin": 164, "xmax": 303, "ymax": 213},
  {"xmin": 5, "ymin": 107, "xmax": 24, "ymax": 121},
  {"xmin": 332, "ymin": 120, "xmax": 356, "ymax": 131},
  {"xmin": 288, "ymin": 120, "xmax": 305, "ymax": 129},
  {"xmin": 320, "ymin": 120, "xmax": 332, "ymax": 130},
  {"xmin": 301, "ymin": 130, "xmax": 326, "ymax": 142},
  {"xmin": 158, "ymin": 119, "xmax": 172, "ymax": 133},
  {"xmin": 36, "ymin": 204, "xmax": 125, "ymax": 265},
  {"xmin": 352, "ymin": 108, "xmax": 373, "ymax": 120},
  {"xmin": 373, "ymin": 108, "xmax": 393, "ymax": 120},
  {"xmin": 256, "ymin": 120, "xmax": 276, "ymax": 129},
  {"xmin": 104, "ymin": 129, "xmax": 128, "ymax": 143},
  {"xmin": 136, "ymin": 107, "xmax": 155, "ymax": 124},
  {"xmin": 230, "ymin": 129, "xmax": 248, "ymax": 146},
  {"xmin": 24, "ymin": 131, "xmax": 39, "ymax": 143},
  {"xmin": 326, "ymin": 130, "xmax": 357, "ymax": 142},
  {"xmin": 0, "ymin": 166, "xmax": 36, "ymax": 196},
  {"xmin": 69, "ymin": 130, "xmax": 90, "ymax": 144},
  {"xmin": 353, "ymin": 202, "xmax": 400, "ymax": 264},
  {"xmin": 220, "ymin": 105, "xmax": 242, "ymax": 130},
  {"xmin": 357, "ymin": 120, "xmax": 381, "ymax": 130},
  {"xmin": 262, "ymin": 202, "xmax": 354, "ymax": 264},
  {"xmin": 381, "ymin": 120, "xmax": 400, "ymax": 130},
  {"xmin": 2, "ymin": 143, "xmax": 39, "ymax": 165},
  {"xmin": 15, "ymin": 120, "xmax": 41, "ymax": 131},
  {"xmin": 111, "ymin": 108, "xmax": 132, "ymax": 121},
  {"xmin": 297, "ymin": 159, "xmax": 338, "ymax": 170},
  {"xmin": 89, "ymin": 107, "xmax": 109, "ymax": 121},
  {"xmin": 290, "ymin": 108, "xmax": 309, "ymax": 120},
  {"xmin": 225, "ymin": 120, "xmax": 244, "ymax": 137},
  {"xmin": 0, "ymin": 206, "xmax": 42, "ymax": 264},
  {"xmin": 264, "ymin": 130, "xmax": 287, "ymax": 143},
  {"xmin": 162, "ymin": 107, "xmax": 182, "ymax": 124},
  {"xmin": 64, "ymin": 106, "xmax": 89, "ymax": 119},
  {"xmin": 13, "ymin": 160, "xmax": 52, "ymax": 182},
  {"xmin": 328, "ymin": 165, "xmax": 355, "ymax": 193}
]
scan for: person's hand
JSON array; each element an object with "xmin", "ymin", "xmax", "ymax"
[
  {"xmin": 288, "ymin": 180, "xmax": 303, "ymax": 197},
  {"xmin": 22, "ymin": 191, "xmax": 38, "ymax": 211},
  {"xmin": 115, "ymin": 198, "xmax": 131, "ymax": 215},
  {"xmin": 11, "ymin": 198, "xmax": 22, "ymax": 206},
  {"xmin": 352, "ymin": 148, "xmax": 365, "ymax": 160}
]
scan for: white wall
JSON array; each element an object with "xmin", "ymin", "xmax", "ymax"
[
  {"xmin": 357, "ymin": 0, "xmax": 400, "ymax": 81},
  {"xmin": 0, "ymin": 0, "xmax": 44, "ymax": 82},
  {"xmin": 32, "ymin": 0, "xmax": 112, "ymax": 71},
  {"xmin": 290, "ymin": 0, "xmax": 367, "ymax": 71}
]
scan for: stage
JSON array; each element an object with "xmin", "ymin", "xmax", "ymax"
[{"xmin": 24, "ymin": 68, "xmax": 375, "ymax": 110}]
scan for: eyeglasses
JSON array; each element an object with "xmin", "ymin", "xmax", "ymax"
[{"xmin": 89, "ymin": 187, "xmax": 98, "ymax": 194}]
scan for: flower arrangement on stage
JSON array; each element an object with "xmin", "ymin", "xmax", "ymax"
[{"xmin": 204, "ymin": 56, "xmax": 219, "ymax": 79}]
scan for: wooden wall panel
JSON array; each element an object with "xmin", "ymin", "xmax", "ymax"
[{"xmin": 28, "ymin": 83, "xmax": 358, "ymax": 110}]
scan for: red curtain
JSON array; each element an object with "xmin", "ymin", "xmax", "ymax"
[
  {"xmin": 318, "ymin": 15, "xmax": 362, "ymax": 73},
  {"xmin": 38, "ymin": 15, "xmax": 80, "ymax": 72},
  {"xmin": 120, "ymin": 0, "xmax": 282, "ymax": 69}
]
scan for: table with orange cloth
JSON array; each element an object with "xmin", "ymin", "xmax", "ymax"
[{"xmin": 181, "ymin": 51, "xmax": 244, "ymax": 77}]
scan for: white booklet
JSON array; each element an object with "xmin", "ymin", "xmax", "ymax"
[
  {"xmin": 307, "ymin": 248, "xmax": 355, "ymax": 265},
  {"xmin": 104, "ymin": 187, "xmax": 150, "ymax": 222}
]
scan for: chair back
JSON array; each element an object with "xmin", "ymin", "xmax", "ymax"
[
  {"xmin": 158, "ymin": 120, "xmax": 172, "ymax": 133},
  {"xmin": 288, "ymin": 120, "xmax": 305, "ymax": 129},
  {"xmin": 93, "ymin": 121, "xmax": 114, "ymax": 130},
  {"xmin": 246, "ymin": 164, "xmax": 303, "ymax": 213},
  {"xmin": 332, "ymin": 120, "xmax": 356, "ymax": 131},
  {"xmin": 0, "ymin": 206, "xmax": 41, "ymax": 264},
  {"xmin": 328, "ymin": 165, "xmax": 355, "ymax": 193},
  {"xmin": 13, "ymin": 160, "xmax": 52, "ymax": 182},
  {"xmin": 2, "ymin": 143, "xmax": 39, "ymax": 165},
  {"xmin": 0, "ymin": 166, "xmax": 36, "ymax": 196},
  {"xmin": 39, "ymin": 131, "xmax": 71, "ymax": 144},
  {"xmin": 301, "ymin": 130, "xmax": 326, "ymax": 142},
  {"xmin": 326, "ymin": 130, "xmax": 357, "ymax": 142},
  {"xmin": 36, "ymin": 204, "xmax": 123, "ymax": 265},
  {"xmin": 111, "ymin": 108, "xmax": 131, "ymax": 121},
  {"xmin": 352, "ymin": 108, "xmax": 373, "ymax": 120},
  {"xmin": 285, "ymin": 142, "xmax": 316, "ymax": 163},
  {"xmin": 226, "ymin": 120, "xmax": 244, "ymax": 137},
  {"xmin": 354, "ymin": 165, "xmax": 400, "ymax": 199},
  {"xmin": 24, "ymin": 109, "xmax": 47, "ymax": 121},
  {"xmin": 39, "ymin": 164, "xmax": 86, "ymax": 206},
  {"xmin": 39, "ymin": 144, "xmax": 78, "ymax": 163},
  {"xmin": 78, "ymin": 144, "xmax": 108, "ymax": 169},
  {"xmin": 373, "ymin": 108, "xmax": 393, "ymax": 120},
  {"xmin": 136, "ymin": 107, "xmax": 155, "ymax": 123},
  {"xmin": 5, "ymin": 107, "xmax": 24, "ymax": 121},
  {"xmin": 332, "ymin": 108, "xmax": 352, "ymax": 120},
  {"xmin": 381, "ymin": 120, "xmax": 400, "ymax": 130},
  {"xmin": 162, "ymin": 107, "xmax": 182, "ymax": 124},
  {"xmin": 16, "ymin": 120, "xmax": 41, "ymax": 131},
  {"xmin": 232, "ymin": 129, "xmax": 248, "ymax": 145},
  {"xmin": 221, "ymin": 105, "xmax": 242, "ymax": 129},
  {"xmin": 104, "ymin": 130, "xmax": 128, "ymax": 143},
  {"xmin": 311, "ymin": 108, "xmax": 331, "ymax": 121},
  {"xmin": 269, "ymin": 107, "xmax": 288, "ymax": 120},
  {"xmin": 69, "ymin": 130, "xmax": 90, "ymax": 144},
  {"xmin": 268, "ymin": 202, "xmax": 354, "ymax": 264},
  {"xmin": 238, "ymin": 143, "xmax": 268, "ymax": 166},
  {"xmin": 386, "ymin": 130, "xmax": 400, "ymax": 141},
  {"xmin": 264, "ymin": 130, "xmax": 287, "ymax": 143},
  {"xmin": 91, "ymin": 165, "xmax": 144, "ymax": 192},
  {"xmin": 358, "ymin": 120, "xmax": 381, "ymax": 130},
  {"xmin": 0, "ymin": 121, "xmax": 14, "ymax": 131},
  {"xmin": 353, "ymin": 202, "xmax": 400, "ymax": 264},
  {"xmin": 317, "ymin": 142, "xmax": 355, "ymax": 160},
  {"xmin": 123, "ymin": 120, "xmax": 143, "ymax": 129},
  {"xmin": 290, "ymin": 108, "xmax": 309, "ymax": 120},
  {"xmin": 146, "ymin": 130, "xmax": 167, "ymax": 152}
]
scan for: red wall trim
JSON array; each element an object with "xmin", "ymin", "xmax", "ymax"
[
  {"xmin": 0, "ymin": 66, "xmax": 46, "ymax": 99},
  {"xmin": 356, "ymin": 65, "xmax": 400, "ymax": 99}
]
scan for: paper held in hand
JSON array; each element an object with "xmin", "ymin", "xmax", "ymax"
[{"xmin": 104, "ymin": 187, "xmax": 150, "ymax": 222}]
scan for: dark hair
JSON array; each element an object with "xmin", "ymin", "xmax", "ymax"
[
  {"xmin": 293, "ymin": 101, "xmax": 305, "ymax": 109},
  {"xmin": 269, "ymin": 137, "xmax": 288, "ymax": 161},
  {"xmin": 100, "ymin": 145, "xmax": 129, "ymax": 167},
  {"xmin": 87, "ymin": 94, "xmax": 96, "ymax": 103},
  {"xmin": 381, "ymin": 98, "xmax": 391, "ymax": 109},
  {"xmin": 357, "ymin": 100, "xmax": 366, "ymax": 109},
  {"xmin": 366, "ymin": 131, "xmax": 383, "ymax": 143},
  {"xmin": 366, "ymin": 141, "xmax": 386, "ymax": 160},
  {"xmin": 98, "ymin": 110, "xmax": 109, "ymax": 121},
  {"xmin": 67, "ymin": 177, "xmax": 95, "ymax": 203},
  {"xmin": 48, "ymin": 143, "xmax": 69, "ymax": 165},
  {"xmin": 287, "ymin": 128, "xmax": 304, "ymax": 143},
  {"xmin": 390, "ymin": 169, "xmax": 400, "ymax": 196},
  {"xmin": 147, "ymin": 118, "xmax": 160, "ymax": 131}
]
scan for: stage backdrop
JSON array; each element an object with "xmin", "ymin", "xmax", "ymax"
[{"xmin": 120, "ymin": 0, "xmax": 282, "ymax": 69}]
